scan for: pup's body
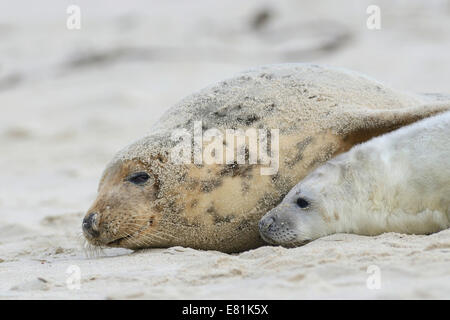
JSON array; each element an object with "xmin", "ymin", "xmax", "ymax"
[{"xmin": 259, "ymin": 111, "xmax": 450, "ymax": 246}]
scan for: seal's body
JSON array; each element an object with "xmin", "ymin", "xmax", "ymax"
[
  {"xmin": 82, "ymin": 63, "xmax": 450, "ymax": 253},
  {"xmin": 259, "ymin": 111, "xmax": 450, "ymax": 246}
]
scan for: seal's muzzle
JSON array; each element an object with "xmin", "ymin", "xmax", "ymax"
[{"xmin": 82, "ymin": 212, "xmax": 100, "ymax": 239}]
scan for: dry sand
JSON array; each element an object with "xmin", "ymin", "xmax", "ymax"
[{"xmin": 1, "ymin": 0, "xmax": 450, "ymax": 299}]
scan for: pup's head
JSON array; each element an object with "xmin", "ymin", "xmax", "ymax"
[{"xmin": 259, "ymin": 158, "xmax": 349, "ymax": 246}]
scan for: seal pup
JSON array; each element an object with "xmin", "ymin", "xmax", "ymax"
[
  {"xmin": 82, "ymin": 63, "xmax": 450, "ymax": 253},
  {"xmin": 259, "ymin": 111, "xmax": 450, "ymax": 246}
]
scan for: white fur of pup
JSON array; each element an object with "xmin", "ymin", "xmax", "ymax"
[{"xmin": 259, "ymin": 111, "xmax": 450, "ymax": 246}]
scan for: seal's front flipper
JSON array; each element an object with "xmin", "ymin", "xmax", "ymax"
[{"xmin": 333, "ymin": 102, "xmax": 450, "ymax": 152}]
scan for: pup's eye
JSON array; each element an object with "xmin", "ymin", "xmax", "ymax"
[
  {"xmin": 127, "ymin": 172, "xmax": 150, "ymax": 185},
  {"xmin": 296, "ymin": 197, "xmax": 309, "ymax": 209}
]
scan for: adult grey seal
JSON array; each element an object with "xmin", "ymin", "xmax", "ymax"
[{"xmin": 82, "ymin": 63, "xmax": 450, "ymax": 253}]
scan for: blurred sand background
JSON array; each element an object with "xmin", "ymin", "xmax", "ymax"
[{"xmin": 1, "ymin": 0, "xmax": 450, "ymax": 299}]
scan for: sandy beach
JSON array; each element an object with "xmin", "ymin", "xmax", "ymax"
[{"xmin": 1, "ymin": 0, "xmax": 450, "ymax": 299}]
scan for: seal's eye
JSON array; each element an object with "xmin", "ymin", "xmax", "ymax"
[
  {"xmin": 127, "ymin": 172, "xmax": 150, "ymax": 185},
  {"xmin": 296, "ymin": 197, "xmax": 309, "ymax": 209}
]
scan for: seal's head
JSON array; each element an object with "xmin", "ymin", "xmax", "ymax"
[
  {"xmin": 82, "ymin": 158, "xmax": 165, "ymax": 249},
  {"xmin": 81, "ymin": 137, "xmax": 277, "ymax": 252},
  {"xmin": 259, "ymin": 156, "xmax": 349, "ymax": 246}
]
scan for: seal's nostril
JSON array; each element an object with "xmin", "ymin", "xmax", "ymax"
[
  {"xmin": 259, "ymin": 217, "xmax": 275, "ymax": 231},
  {"xmin": 82, "ymin": 212, "xmax": 99, "ymax": 238}
]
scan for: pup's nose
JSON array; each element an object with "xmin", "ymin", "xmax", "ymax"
[
  {"xmin": 259, "ymin": 216, "xmax": 275, "ymax": 232},
  {"xmin": 82, "ymin": 212, "xmax": 99, "ymax": 238}
]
